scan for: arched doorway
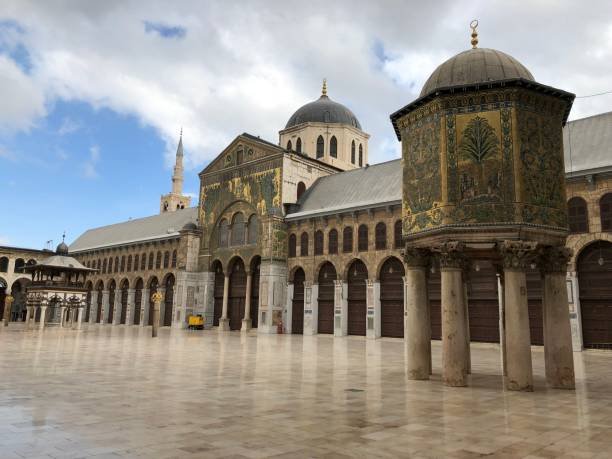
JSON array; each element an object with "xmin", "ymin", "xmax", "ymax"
[
  {"xmin": 9, "ymin": 280, "xmax": 27, "ymax": 321},
  {"xmin": 250, "ymin": 257, "xmax": 260, "ymax": 328},
  {"xmin": 380, "ymin": 257, "xmax": 405, "ymax": 338},
  {"xmin": 292, "ymin": 268, "xmax": 305, "ymax": 334},
  {"xmin": 96, "ymin": 282, "xmax": 104, "ymax": 323},
  {"xmin": 212, "ymin": 261, "xmax": 224, "ymax": 326},
  {"xmin": 466, "ymin": 261, "xmax": 500, "ymax": 343},
  {"xmin": 347, "ymin": 260, "xmax": 368, "ymax": 336},
  {"xmin": 108, "ymin": 280, "xmax": 116, "ymax": 324},
  {"xmin": 317, "ymin": 262, "xmax": 336, "ymax": 334},
  {"xmin": 163, "ymin": 274, "xmax": 175, "ymax": 327},
  {"xmin": 229, "ymin": 258, "xmax": 246, "ymax": 330},
  {"xmin": 578, "ymin": 241, "xmax": 612, "ymax": 349},
  {"xmin": 134, "ymin": 278, "xmax": 143, "ymax": 325},
  {"xmin": 0, "ymin": 277, "xmax": 7, "ymax": 321},
  {"xmin": 148, "ymin": 277, "xmax": 159, "ymax": 326},
  {"xmin": 119, "ymin": 279, "xmax": 128, "ymax": 324}
]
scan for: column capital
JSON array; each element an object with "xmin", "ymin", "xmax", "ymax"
[
  {"xmin": 539, "ymin": 246, "xmax": 572, "ymax": 274},
  {"xmin": 498, "ymin": 240, "xmax": 538, "ymax": 271},
  {"xmin": 366, "ymin": 279, "xmax": 375, "ymax": 287},
  {"xmin": 432, "ymin": 241, "xmax": 466, "ymax": 270},
  {"xmin": 333, "ymin": 279, "xmax": 344, "ymax": 287},
  {"xmin": 403, "ymin": 246, "xmax": 432, "ymax": 268}
]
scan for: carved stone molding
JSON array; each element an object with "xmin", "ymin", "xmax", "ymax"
[
  {"xmin": 403, "ymin": 246, "xmax": 432, "ymax": 268},
  {"xmin": 498, "ymin": 240, "xmax": 538, "ymax": 271},
  {"xmin": 539, "ymin": 246, "xmax": 572, "ymax": 274},
  {"xmin": 432, "ymin": 241, "xmax": 466, "ymax": 270}
]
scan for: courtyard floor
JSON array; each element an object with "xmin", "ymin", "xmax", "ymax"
[{"xmin": 1, "ymin": 326, "xmax": 612, "ymax": 459}]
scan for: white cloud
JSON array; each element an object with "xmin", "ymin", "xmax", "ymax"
[
  {"xmin": 1, "ymin": 0, "xmax": 612, "ymax": 168},
  {"xmin": 57, "ymin": 116, "xmax": 80, "ymax": 135},
  {"xmin": 82, "ymin": 145, "xmax": 100, "ymax": 179}
]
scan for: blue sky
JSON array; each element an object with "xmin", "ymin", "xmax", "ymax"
[{"xmin": 2, "ymin": 1, "xmax": 612, "ymax": 249}]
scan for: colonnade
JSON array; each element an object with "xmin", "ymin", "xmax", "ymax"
[
  {"xmin": 23, "ymin": 304, "xmax": 84, "ymax": 330},
  {"xmin": 218, "ymin": 268, "xmax": 255, "ymax": 333}
]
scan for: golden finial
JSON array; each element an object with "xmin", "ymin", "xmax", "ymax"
[
  {"xmin": 322, "ymin": 78, "xmax": 327, "ymax": 96},
  {"xmin": 470, "ymin": 20, "xmax": 479, "ymax": 48}
]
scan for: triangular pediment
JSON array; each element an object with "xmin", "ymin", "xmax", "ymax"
[{"xmin": 199, "ymin": 133, "xmax": 284, "ymax": 176}]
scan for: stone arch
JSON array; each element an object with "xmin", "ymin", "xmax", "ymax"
[
  {"xmin": 147, "ymin": 276, "xmax": 159, "ymax": 326},
  {"xmin": 317, "ymin": 261, "xmax": 337, "ymax": 334},
  {"xmin": 342, "ymin": 257, "xmax": 369, "ymax": 282},
  {"xmin": 289, "ymin": 265, "xmax": 307, "ymax": 282},
  {"xmin": 375, "ymin": 255, "xmax": 406, "ymax": 281},
  {"xmin": 346, "ymin": 259, "xmax": 368, "ymax": 336},
  {"xmin": 568, "ymin": 232, "xmax": 612, "ymax": 270},
  {"xmin": 249, "ymin": 255, "xmax": 261, "ymax": 329},
  {"xmin": 147, "ymin": 275, "xmax": 159, "ymax": 289},
  {"xmin": 314, "ymin": 259, "xmax": 342, "ymax": 282},
  {"xmin": 163, "ymin": 273, "xmax": 175, "ymax": 327},
  {"xmin": 291, "ymin": 267, "xmax": 306, "ymax": 334},
  {"xmin": 228, "ymin": 257, "xmax": 246, "ymax": 330},
  {"xmin": 108, "ymin": 279, "xmax": 117, "ymax": 324},
  {"xmin": 119, "ymin": 278, "xmax": 129, "ymax": 324},
  {"xmin": 95, "ymin": 280, "xmax": 104, "ymax": 323},
  {"xmin": 212, "ymin": 259, "xmax": 224, "ymax": 326},
  {"xmin": 379, "ymin": 257, "xmax": 405, "ymax": 338},
  {"xmin": 133, "ymin": 277, "xmax": 144, "ymax": 325}
]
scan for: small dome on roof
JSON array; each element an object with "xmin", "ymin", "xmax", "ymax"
[
  {"xmin": 182, "ymin": 222, "xmax": 198, "ymax": 231},
  {"xmin": 420, "ymin": 47, "xmax": 534, "ymax": 98},
  {"xmin": 56, "ymin": 241, "xmax": 69, "ymax": 255},
  {"xmin": 285, "ymin": 80, "xmax": 362, "ymax": 130}
]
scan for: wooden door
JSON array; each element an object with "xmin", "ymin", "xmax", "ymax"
[
  {"xmin": 229, "ymin": 260, "xmax": 246, "ymax": 331},
  {"xmin": 428, "ymin": 270, "xmax": 441, "ymax": 340},
  {"xmin": 526, "ymin": 269, "xmax": 543, "ymax": 345},
  {"xmin": 108, "ymin": 286, "xmax": 115, "ymax": 324},
  {"xmin": 164, "ymin": 277, "xmax": 175, "ymax": 327},
  {"xmin": 579, "ymin": 242, "xmax": 612, "ymax": 349},
  {"xmin": 120, "ymin": 288, "xmax": 128, "ymax": 324},
  {"xmin": 347, "ymin": 260, "xmax": 367, "ymax": 336},
  {"xmin": 134, "ymin": 286, "xmax": 142, "ymax": 325},
  {"xmin": 292, "ymin": 269, "xmax": 305, "ymax": 334},
  {"xmin": 317, "ymin": 263, "xmax": 335, "ymax": 334},
  {"xmin": 380, "ymin": 257, "xmax": 405, "ymax": 338},
  {"xmin": 467, "ymin": 261, "xmax": 500, "ymax": 343},
  {"xmin": 96, "ymin": 290, "xmax": 103, "ymax": 323}
]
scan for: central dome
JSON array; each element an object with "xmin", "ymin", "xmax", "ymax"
[
  {"xmin": 285, "ymin": 85, "xmax": 362, "ymax": 130},
  {"xmin": 420, "ymin": 48, "xmax": 534, "ymax": 98}
]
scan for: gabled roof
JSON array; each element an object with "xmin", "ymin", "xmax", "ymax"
[
  {"xmin": 285, "ymin": 160, "xmax": 402, "ymax": 220},
  {"xmin": 24, "ymin": 255, "xmax": 92, "ymax": 272},
  {"xmin": 564, "ymin": 111, "xmax": 612, "ymax": 176},
  {"xmin": 69, "ymin": 207, "xmax": 198, "ymax": 253}
]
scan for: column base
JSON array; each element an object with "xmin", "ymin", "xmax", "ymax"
[
  {"xmin": 241, "ymin": 318, "xmax": 252, "ymax": 333},
  {"xmin": 218, "ymin": 318, "xmax": 230, "ymax": 331}
]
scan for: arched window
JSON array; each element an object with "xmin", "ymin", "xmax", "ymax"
[
  {"xmin": 288, "ymin": 234, "xmax": 297, "ymax": 258},
  {"xmin": 601, "ymin": 193, "xmax": 612, "ymax": 232},
  {"xmin": 171, "ymin": 250, "xmax": 177, "ymax": 268},
  {"xmin": 97, "ymin": 259, "xmax": 101, "ymax": 271},
  {"xmin": 126, "ymin": 255, "xmax": 131, "ymax": 272},
  {"xmin": 358, "ymin": 144, "xmax": 363, "ymax": 167},
  {"xmin": 148, "ymin": 253, "xmax": 154, "ymax": 270},
  {"xmin": 231, "ymin": 213, "xmax": 245, "ymax": 246},
  {"xmin": 297, "ymin": 182, "xmax": 306, "ymax": 200},
  {"xmin": 296, "ymin": 137, "xmax": 302, "ymax": 153},
  {"xmin": 316, "ymin": 135, "xmax": 324, "ymax": 158},
  {"xmin": 330, "ymin": 136, "xmax": 337, "ymax": 158},
  {"xmin": 287, "ymin": 140, "xmax": 292, "ymax": 151},
  {"xmin": 108, "ymin": 257, "xmax": 113, "ymax": 273},
  {"xmin": 114, "ymin": 256, "xmax": 119, "ymax": 273},
  {"xmin": 328, "ymin": 229, "xmax": 338, "ymax": 254},
  {"xmin": 102, "ymin": 258, "xmax": 107, "ymax": 274},
  {"xmin": 314, "ymin": 230, "xmax": 324, "ymax": 255},
  {"xmin": 358, "ymin": 224, "xmax": 368, "ymax": 252},
  {"xmin": 163, "ymin": 251, "xmax": 170, "ymax": 269},
  {"xmin": 133, "ymin": 255, "xmax": 138, "ymax": 272},
  {"xmin": 156, "ymin": 252, "xmax": 162, "ymax": 269},
  {"xmin": 351, "ymin": 140, "xmax": 355, "ymax": 164},
  {"xmin": 120, "ymin": 255, "xmax": 126, "ymax": 272},
  {"xmin": 343, "ymin": 227, "xmax": 353, "ymax": 253},
  {"xmin": 568, "ymin": 197, "xmax": 588, "ymax": 233},
  {"xmin": 247, "ymin": 215, "xmax": 258, "ymax": 245},
  {"xmin": 142, "ymin": 253, "xmax": 147, "ymax": 270},
  {"xmin": 394, "ymin": 220, "xmax": 403, "ymax": 249},
  {"xmin": 300, "ymin": 232, "xmax": 309, "ymax": 257},
  {"xmin": 375, "ymin": 222, "xmax": 387, "ymax": 250},
  {"xmin": 0, "ymin": 257, "xmax": 8, "ymax": 273},
  {"xmin": 219, "ymin": 219, "xmax": 229, "ymax": 247}
]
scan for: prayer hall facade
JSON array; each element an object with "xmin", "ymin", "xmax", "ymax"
[{"xmin": 3, "ymin": 28, "xmax": 607, "ymax": 374}]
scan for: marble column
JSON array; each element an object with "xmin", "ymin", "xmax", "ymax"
[
  {"xmin": 333, "ymin": 280, "xmax": 347, "ymax": 337},
  {"xmin": 126, "ymin": 288, "xmax": 135, "ymax": 325},
  {"xmin": 500, "ymin": 240, "xmax": 537, "ymax": 392},
  {"xmin": 77, "ymin": 307, "xmax": 84, "ymax": 329},
  {"xmin": 101, "ymin": 290, "xmax": 110, "ymax": 325},
  {"xmin": 403, "ymin": 248, "xmax": 432, "ymax": 380},
  {"xmin": 90, "ymin": 290, "xmax": 98, "ymax": 324},
  {"xmin": 462, "ymin": 275, "xmax": 471, "ymax": 375},
  {"xmin": 566, "ymin": 271, "xmax": 583, "ymax": 351},
  {"xmin": 151, "ymin": 291, "xmax": 162, "ymax": 338},
  {"xmin": 284, "ymin": 282, "xmax": 294, "ymax": 334},
  {"xmin": 541, "ymin": 247, "xmax": 575, "ymax": 389},
  {"xmin": 366, "ymin": 280, "xmax": 380, "ymax": 339},
  {"xmin": 59, "ymin": 306, "xmax": 66, "ymax": 328},
  {"xmin": 304, "ymin": 282, "xmax": 317, "ymax": 335},
  {"xmin": 25, "ymin": 306, "xmax": 32, "ymax": 329},
  {"xmin": 437, "ymin": 242, "xmax": 469, "ymax": 387},
  {"xmin": 242, "ymin": 270, "xmax": 253, "ymax": 333},
  {"xmin": 141, "ymin": 288, "xmax": 149, "ymax": 326},
  {"xmin": 219, "ymin": 274, "xmax": 230, "ymax": 331},
  {"xmin": 113, "ymin": 289, "xmax": 122, "ymax": 325},
  {"xmin": 39, "ymin": 306, "xmax": 47, "ymax": 330}
]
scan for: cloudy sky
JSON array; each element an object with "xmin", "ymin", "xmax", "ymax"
[{"xmin": 1, "ymin": 0, "xmax": 612, "ymax": 249}]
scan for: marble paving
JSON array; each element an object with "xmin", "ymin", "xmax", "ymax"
[{"xmin": 1, "ymin": 325, "xmax": 612, "ymax": 458}]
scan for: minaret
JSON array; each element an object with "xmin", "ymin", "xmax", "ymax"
[{"xmin": 160, "ymin": 130, "xmax": 191, "ymax": 214}]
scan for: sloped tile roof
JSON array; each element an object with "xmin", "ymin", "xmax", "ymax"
[
  {"xmin": 564, "ymin": 112, "xmax": 612, "ymax": 175},
  {"xmin": 69, "ymin": 207, "xmax": 198, "ymax": 253}
]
